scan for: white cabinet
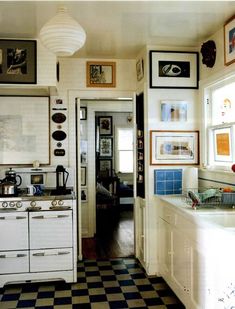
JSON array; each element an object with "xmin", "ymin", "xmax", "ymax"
[{"xmin": 158, "ymin": 200, "xmax": 215, "ymax": 309}]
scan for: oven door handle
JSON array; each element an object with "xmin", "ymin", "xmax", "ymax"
[
  {"xmin": 0, "ymin": 216, "xmax": 27, "ymax": 220},
  {"xmin": 0, "ymin": 253, "xmax": 27, "ymax": 258},
  {"xmin": 32, "ymin": 251, "xmax": 70, "ymax": 257},
  {"xmin": 31, "ymin": 214, "xmax": 69, "ymax": 219}
]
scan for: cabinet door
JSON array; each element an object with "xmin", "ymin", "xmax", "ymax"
[
  {"xmin": 0, "ymin": 212, "xmax": 28, "ymax": 250},
  {"xmin": 158, "ymin": 218, "xmax": 171, "ymax": 278},
  {"xmin": 29, "ymin": 210, "xmax": 73, "ymax": 249},
  {"xmin": 172, "ymin": 227, "xmax": 191, "ymax": 296},
  {"xmin": 190, "ymin": 243, "xmax": 209, "ymax": 309}
]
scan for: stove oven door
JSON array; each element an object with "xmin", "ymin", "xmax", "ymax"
[
  {"xmin": 29, "ymin": 210, "xmax": 73, "ymax": 249},
  {"xmin": 0, "ymin": 212, "xmax": 28, "ymax": 251}
]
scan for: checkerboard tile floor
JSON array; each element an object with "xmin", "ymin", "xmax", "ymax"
[{"xmin": 0, "ymin": 258, "xmax": 185, "ymax": 308}]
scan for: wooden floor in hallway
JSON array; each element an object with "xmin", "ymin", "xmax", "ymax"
[{"xmin": 82, "ymin": 207, "xmax": 134, "ymax": 259}]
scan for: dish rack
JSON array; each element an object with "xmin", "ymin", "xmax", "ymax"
[{"xmin": 183, "ymin": 187, "xmax": 235, "ymax": 209}]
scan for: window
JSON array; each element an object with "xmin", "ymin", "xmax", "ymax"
[
  {"xmin": 206, "ymin": 78, "xmax": 235, "ymax": 168},
  {"xmin": 116, "ymin": 127, "xmax": 133, "ymax": 173}
]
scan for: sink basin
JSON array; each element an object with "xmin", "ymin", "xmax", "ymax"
[{"xmin": 199, "ymin": 213, "xmax": 235, "ymax": 228}]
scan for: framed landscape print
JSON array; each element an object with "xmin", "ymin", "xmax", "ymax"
[
  {"xmin": 80, "ymin": 107, "xmax": 87, "ymax": 120},
  {"xmin": 224, "ymin": 15, "xmax": 235, "ymax": 65},
  {"xmin": 86, "ymin": 61, "xmax": 116, "ymax": 87},
  {"xmin": 98, "ymin": 116, "xmax": 112, "ymax": 135},
  {"xmin": 100, "ymin": 137, "xmax": 113, "ymax": 157},
  {"xmin": 0, "ymin": 39, "xmax": 36, "ymax": 84},
  {"xmin": 149, "ymin": 50, "xmax": 199, "ymax": 89},
  {"xmin": 150, "ymin": 130, "xmax": 199, "ymax": 165}
]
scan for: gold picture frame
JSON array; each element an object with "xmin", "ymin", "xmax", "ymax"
[{"xmin": 86, "ymin": 61, "xmax": 116, "ymax": 87}]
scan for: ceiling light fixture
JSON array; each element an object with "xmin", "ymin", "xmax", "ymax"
[{"xmin": 39, "ymin": 7, "xmax": 86, "ymax": 57}]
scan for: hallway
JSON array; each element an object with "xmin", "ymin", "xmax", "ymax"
[{"xmin": 83, "ymin": 208, "xmax": 134, "ymax": 259}]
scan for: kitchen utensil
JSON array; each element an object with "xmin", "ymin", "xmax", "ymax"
[
  {"xmin": 4, "ymin": 168, "xmax": 22, "ymax": 186},
  {"xmin": 0, "ymin": 180, "xmax": 18, "ymax": 196}
]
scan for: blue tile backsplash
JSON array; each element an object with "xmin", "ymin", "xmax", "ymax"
[{"xmin": 154, "ymin": 169, "xmax": 182, "ymax": 195}]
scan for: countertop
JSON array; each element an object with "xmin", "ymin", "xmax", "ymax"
[
  {"xmin": 0, "ymin": 187, "xmax": 76, "ymax": 202},
  {"xmin": 156, "ymin": 194, "xmax": 235, "ymax": 233}
]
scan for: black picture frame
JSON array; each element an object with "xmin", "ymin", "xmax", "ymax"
[
  {"xmin": 99, "ymin": 137, "xmax": 113, "ymax": 157},
  {"xmin": 0, "ymin": 39, "xmax": 37, "ymax": 84},
  {"xmin": 98, "ymin": 116, "xmax": 112, "ymax": 135},
  {"xmin": 99, "ymin": 159, "xmax": 112, "ymax": 177},
  {"xmin": 80, "ymin": 107, "xmax": 87, "ymax": 120},
  {"xmin": 149, "ymin": 50, "xmax": 199, "ymax": 89}
]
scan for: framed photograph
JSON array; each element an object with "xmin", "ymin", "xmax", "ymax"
[
  {"xmin": 136, "ymin": 58, "xmax": 144, "ymax": 81},
  {"xmin": 80, "ymin": 107, "xmax": 87, "ymax": 120},
  {"xmin": 224, "ymin": 15, "xmax": 235, "ymax": 65},
  {"xmin": 161, "ymin": 101, "xmax": 188, "ymax": 122},
  {"xmin": 86, "ymin": 61, "xmax": 116, "ymax": 87},
  {"xmin": 81, "ymin": 188, "xmax": 88, "ymax": 202},
  {"xmin": 149, "ymin": 50, "xmax": 199, "ymax": 89},
  {"xmin": 98, "ymin": 116, "xmax": 112, "ymax": 135},
  {"xmin": 99, "ymin": 159, "xmax": 112, "ymax": 177},
  {"xmin": 0, "ymin": 39, "xmax": 36, "ymax": 84},
  {"xmin": 150, "ymin": 130, "xmax": 199, "ymax": 165},
  {"xmin": 81, "ymin": 166, "xmax": 87, "ymax": 186},
  {"xmin": 100, "ymin": 137, "xmax": 113, "ymax": 157}
]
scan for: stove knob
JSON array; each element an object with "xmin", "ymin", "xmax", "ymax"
[
  {"xmin": 9, "ymin": 202, "xmax": 15, "ymax": 207},
  {"xmin": 51, "ymin": 200, "xmax": 57, "ymax": 206},
  {"xmin": 16, "ymin": 201, "xmax": 22, "ymax": 208},
  {"xmin": 30, "ymin": 201, "xmax": 36, "ymax": 207},
  {"xmin": 58, "ymin": 200, "xmax": 64, "ymax": 206},
  {"xmin": 2, "ymin": 202, "xmax": 8, "ymax": 208}
]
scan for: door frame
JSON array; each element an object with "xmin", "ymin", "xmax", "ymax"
[{"xmin": 67, "ymin": 90, "xmax": 136, "ymax": 259}]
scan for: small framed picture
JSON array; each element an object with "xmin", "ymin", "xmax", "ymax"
[
  {"xmin": 224, "ymin": 15, "xmax": 235, "ymax": 65},
  {"xmin": 149, "ymin": 50, "xmax": 199, "ymax": 89},
  {"xmin": 81, "ymin": 166, "xmax": 87, "ymax": 186},
  {"xmin": 100, "ymin": 137, "xmax": 113, "ymax": 157},
  {"xmin": 81, "ymin": 188, "xmax": 87, "ymax": 202},
  {"xmin": 136, "ymin": 58, "xmax": 144, "ymax": 81},
  {"xmin": 98, "ymin": 116, "xmax": 112, "ymax": 135},
  {"xmin": 80, "ymin": 140, "xmax": 88, "ymax": 164},
  {"xmin": 99, "ymin": 159, "xmax": 112, "ymax": 177},
  {"xmin": 150, "ymin": 130, "xmax": 199, "ymax": 165},
  {"xmin": 80, "ymin": 107, "xmax": 87, "ymax": 120},
  {"xmin": 0, "ymin": 39, "xmax": 37, "ymax": 84},
  {"xmin": 86, "ymin": 61, "xmax": 116, "ymax": 87},
  {"xmin": 161, "ymin": 101, "xmax": 188, "ymax": 122}
]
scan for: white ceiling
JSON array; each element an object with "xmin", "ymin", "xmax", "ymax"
[{"xmin": 0, "ymin": 1, "xmax": 234, "ymax": 59}]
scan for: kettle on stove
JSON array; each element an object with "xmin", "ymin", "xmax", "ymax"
[{"xmin": 0, "ymin": 168, "xmax": 22, "ymax": 196}]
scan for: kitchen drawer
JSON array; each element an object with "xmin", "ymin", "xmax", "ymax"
[
  {"xmin": 0, "ymin": 250, "xmax": 29, "ymax": 274},
  {"xmin": 29, "ymin": 210, "xmax": 73, "ymax": 249},
  {"xmin": 30, "ymin": 248, "xmax": 73, "ymax": 272},
  {"xmin": 0, "ymin": 212, "xmax": 28, "ymax": 251}
]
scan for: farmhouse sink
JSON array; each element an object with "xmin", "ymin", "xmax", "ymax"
[{"xmin": 198, "ymin": 213, "xmax": 235, "ymax": 229}]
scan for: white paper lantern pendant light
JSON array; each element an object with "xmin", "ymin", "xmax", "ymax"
[{"xmin": 39, "ymin": 7, "xmax": 86, "ymax": 57}]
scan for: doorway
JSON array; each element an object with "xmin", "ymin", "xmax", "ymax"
[{"xmin": 79, "ymin": 100, "xmax": 135, "ymax": 259}]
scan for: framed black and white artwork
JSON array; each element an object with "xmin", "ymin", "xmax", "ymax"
[{"xmin": 149, "ymin": 50, "xmax": 199, "ymax": 89}]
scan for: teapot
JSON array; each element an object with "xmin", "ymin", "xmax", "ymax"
[{"xmin": 0, "ymin": 168, "xmax": 22, "ymax": 196}]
